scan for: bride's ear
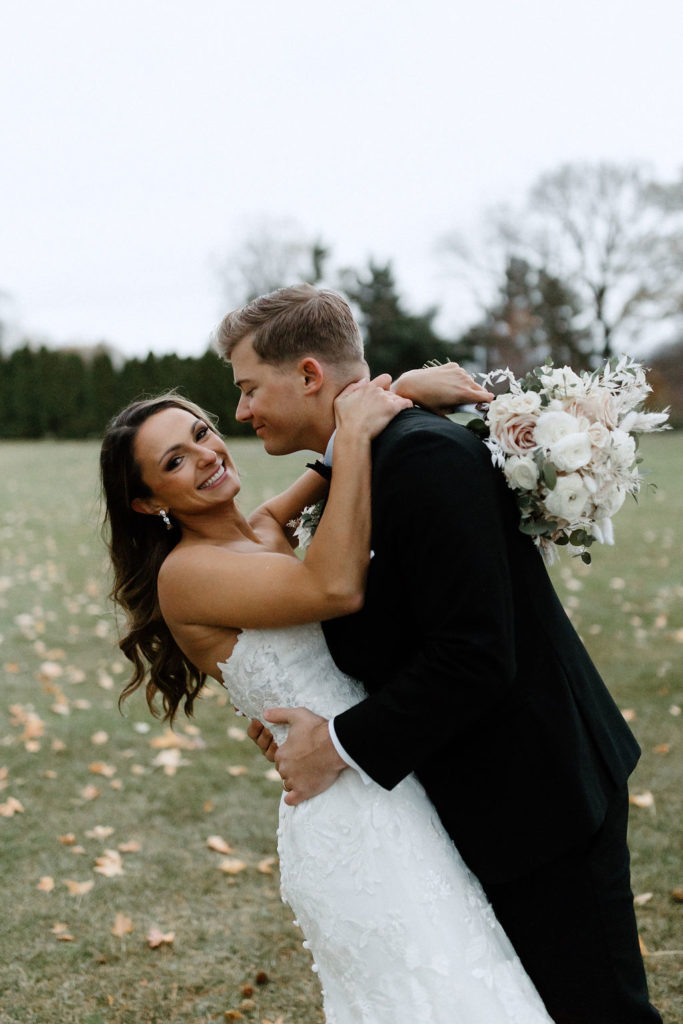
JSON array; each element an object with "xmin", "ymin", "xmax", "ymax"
[
  {"xmin": 131, "ymin": 497, "xmax": 158, "ymax": 516},
  {"xmin": 299, "ymin": 357, "xmax": 325, "ymax": 395}
]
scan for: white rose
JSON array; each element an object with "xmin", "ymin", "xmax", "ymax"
[
  {"xmin": 586, "ymin": 421, "xmax": 611, "ymax": 448},
  {"xmin": 540, "ymin": 366, "xmax": 582, "ymax": 392},
  {"xmin": 609, "ymin": 429, "xmax": 637, "ymax": 468},
  {"xmin": 503, "ymin": 454, "xmax": 540, "ymax": 491},
  {"xmin": 534, "ymin": 410, "xmax": 581, "ymax": 448},
  {"xmin": 594, "ymin": 486, "xmax": 626, "ymax": 518},
  {"xmin": 544, "ymin": 473, "xmax": 590, "ymax": 521},
  {"xmin": 547, "ymin": 432, "xmax": 593, "ymax": 472},
  {"xmin": 487, "ymin": 390, "xmax": 541, "ymax": 431}
]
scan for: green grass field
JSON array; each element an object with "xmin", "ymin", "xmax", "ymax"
[{"xmin": 1, "ymin": 435, "xmax": 681, "ymax": 1024}]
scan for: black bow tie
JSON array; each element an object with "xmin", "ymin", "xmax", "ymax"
[{"xmin": 306, "ymin": 460, "xmax": 332, "ymax": 481}]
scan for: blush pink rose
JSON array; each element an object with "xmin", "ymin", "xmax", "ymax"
[{"xmin": 492, "ymin": 415, "xmax": 539, "ymax": 455}]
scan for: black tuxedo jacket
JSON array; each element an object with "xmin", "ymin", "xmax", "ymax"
[{"xmin": 323, "ymin": 408, "xmax": 640, "ymax": 884}]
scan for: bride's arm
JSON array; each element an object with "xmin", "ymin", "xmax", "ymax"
[
  {"xmin": 158, "ymin": 383, "xmax": 411, "ymax": 631},
  {"xmin": 248, "ymin": 468, "xmax": 329, "ymax": 550},
  {"xmin": 391, "ymin": 362, "xmax": 493, "ymax": 415}
]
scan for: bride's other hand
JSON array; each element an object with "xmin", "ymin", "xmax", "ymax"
[
  {"xmin": 246, "ymin": 718, "xmax": 278, "ymax": 762},
  {"xmin": 391, "ymin": 363, "xmax": 494, "ymax": 415},
  {"xmin": 334, "ymin": 379, "xmax": 412, "ymax": 439}
]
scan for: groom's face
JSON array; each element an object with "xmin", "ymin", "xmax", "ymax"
[{"xmin": 231, "ymin": 335, "xmax": 313, "ymax": 455}]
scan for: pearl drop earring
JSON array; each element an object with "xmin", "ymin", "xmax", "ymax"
[{"xmin": 159, "ymin": 509, "xmax": 172, "ymax": 530}]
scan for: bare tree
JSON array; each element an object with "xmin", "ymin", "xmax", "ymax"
[
  {"xmin": 441, "ymin": 162, "xmax": 683, "ymax": 362},
  {"xmin": 215, "ymin": 217, "xmax": 329, "ymax": 308}
]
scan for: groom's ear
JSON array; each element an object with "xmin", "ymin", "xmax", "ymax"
[{"xmin": 298, "ymin": 357, "xmax": 325, "ymax": 395}]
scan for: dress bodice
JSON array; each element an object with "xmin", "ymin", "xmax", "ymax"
[{"xmin": 217, "ymin": 622, "xmax": 366, "ymax": 742}]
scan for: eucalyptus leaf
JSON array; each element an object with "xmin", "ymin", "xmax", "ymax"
[
  {"xmin": 466, "ymin": 417, "xmax": 489, "ymax": 439},
  {"xmin": 542, "ymin": 463, "xmax": 557, "ymax": 489}
]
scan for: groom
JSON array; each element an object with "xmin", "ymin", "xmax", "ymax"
[{"xmin": 217, "ymin": 284, "xmax": 660, "ymax": 1024}]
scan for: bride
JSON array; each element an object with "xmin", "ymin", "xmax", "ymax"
[{"xmin": 100, "ymin": 372, "xmax": 551, "ymax": 1024}]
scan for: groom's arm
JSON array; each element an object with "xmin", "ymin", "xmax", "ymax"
[{"xmin": 332, "ymin": 424, "xmax": 519, "ymax": 790}]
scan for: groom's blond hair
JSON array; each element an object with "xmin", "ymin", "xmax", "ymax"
[{"xmin": 215, "ymin": 284, "xmax": 365, "ymax": 367}]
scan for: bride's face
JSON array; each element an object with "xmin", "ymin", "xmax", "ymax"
[{"xmin": 132, "ymin": 407, "xmax": 240, "ymax": 520}]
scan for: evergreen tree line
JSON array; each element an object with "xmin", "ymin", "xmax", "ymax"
[{"xmin": 0, "ymin": 347, "xmax": 248, "ymax": 439}]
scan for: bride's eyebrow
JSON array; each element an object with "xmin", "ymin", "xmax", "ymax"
[{"xmin": 157, "ymin": 418, "xmax": 202, "ymax": 465}]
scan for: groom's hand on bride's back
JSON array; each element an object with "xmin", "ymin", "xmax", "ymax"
[
  {"xmin": 265, "ymin": 707, "xmax": 347, "ymax": 807},
  {"xmin": 246, "ymin": 718, "xmax": 278, "ymax": 762}
]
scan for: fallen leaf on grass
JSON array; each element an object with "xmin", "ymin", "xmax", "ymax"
[
  {"xmin": 227, "ymin": 765, "xmax": 248, "ymax": 776},
  {"xmin": 147, "ymin": 927, "xmax": 175, "ymax": 948},
  {"xmin": 207, "ymin": 835, "xmax": 234, "ymax": 854},
  {"xmin": 98, "ymin": 670, "xmax": 114, "ymax": 690},
  {"xmin": 38, "ymin": 661, "xmax": 63, "ymax": 681},
  {"xmin": 91, "ymin": 731, "xmax": 109, "ymax": 745},
  {"xmin": 223, "ymin": 1013, "xmax": 244, "ymax": 1021},
  {"xmin": 52, "ymin": 739, "xmax": 66, "ymax": 752},
  {"xmin": 672, "ymin": 888, "xmax": 683, "ymax": 903},
  {"xmin": 80, "ymin": 784, "xmax": 101, "ymax": 801},
  {"xmin": 652, "ymin": 744, "xmax": 670, "ymax": 755},
  {"xmin": 118, "ymin": 839, "xmax": 141, "ymax": 853},
  {"xmin": 257, "ymin": 857, "xmax": 277, "ymax": 875},
  {"xmin": 111, "ymin": 913, "xmax": 134, "ymax": 937},
  {"xmin": 265, "ymin": 768, "xmax": 281, "ymax": 782},
  {"xmin": 620, "ymin": 708, "xmax": 636, "ymax": 722},
  {"xmin": 227, "ymin": 726, "xmax": 247, "ymax": 742},
  {"xmin": 63, "ymin": 879, "xmax": 94, "ymax": 896},
  {"xmin": 0, "ymin": 796, "xmax": 24, "ymax": 817},
  {"xmin": 151, "ymin": 749, "xmax": 190, "ymax": 775},
  {"xmin": 634, "ymin": 892, "xmax": 653, "ymax": 906},
  {"xmin": 218, "ymin": 858, "xmax": 247, "ymax": 875},
  {"xmin": 629, "ymin": 791, "xmax": 655, "ymax": 810},
  {"xmin": 94, "ymin": 850, "xmax": 124, "ymax": 877},
  {"xmin": 638, "ymin": 935, "xmax": 648, "ymax": 955},
  {"xmin": 86, "ymin": 825, "xmax": 115, "ymax": 840},
  {"xmin": 37, "ymin": 876, "xmax": 55, "ymax": 892},
  {"xmin": 89, "ymin": 762, "xmax": 117, "ymax": 778},
  {"xmin": 58, "ymin": 833, "xmax": 77, "ymax": 845},
  {"xmin": 51, "ymin": 922, "xmax": 74, "ymax": 941},
  {"xmin": 149, "ymin": 729, "xmax": 197, "ymax": 750}
]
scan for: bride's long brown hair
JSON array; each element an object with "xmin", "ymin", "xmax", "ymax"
[{"xmin": 100, "ymin": 393, "xmax": 220, "ymax": 722}]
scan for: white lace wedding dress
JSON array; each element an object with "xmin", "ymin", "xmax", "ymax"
[{"xmin": 218, "ymin": 622, "xmax": 551, "ymax": 1024}]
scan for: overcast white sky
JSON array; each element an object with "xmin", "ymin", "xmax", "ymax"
[{"xmin": 1, "ymin": 0, "xmax": 681, "ymax": 356}]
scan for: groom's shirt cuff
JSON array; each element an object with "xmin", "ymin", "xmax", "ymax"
[{"xmin": 328, "ymin": 717, "xmax": 372, "ymax": 784}]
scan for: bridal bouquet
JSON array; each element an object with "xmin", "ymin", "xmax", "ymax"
[{"xmin": 468, "ymin": 356, "xmax": 670, "ymax": 564}]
